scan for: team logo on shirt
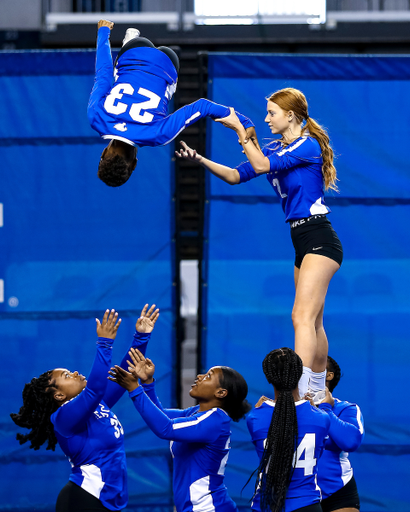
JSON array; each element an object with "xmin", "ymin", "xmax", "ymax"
[{"xmin": 114, "ymin": 122, "xmax": 128, "ymax": 132}]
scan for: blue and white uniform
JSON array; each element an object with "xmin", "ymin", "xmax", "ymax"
[
  {"xmin": 88, "ymin": 27, "xmax": 254, "ymax": 148},
  {"xmin": 317, "ymin": 399, "xmax": 364, "ymax": 499},
  {"xmin": 236, "ymin": 136, "xmax": 330, "ymax": 222},
  {"xmin": 129, "ymin": 383, "xmax": 237, "ymax": 512},
  {"xmin": 51, "ymin": 331, "xmax": 150, "ymax": 511},
  {"xmin": 247, "ymin": 399, "xmax": 331, "ymax": 512}
]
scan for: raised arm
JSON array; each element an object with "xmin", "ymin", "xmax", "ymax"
[
  {"xmin": 104, "ymin": 304, "xmax": 159, "ymax": 408},
  {"xmin": 87, "ymin": 20, "xmax": 115, "ymax": 126},
  {"xmin": 216, "ymin": 108, "xmax": 270, "ymax": 174},
  {"xmin": 129, "ymin": 386, "xmax": 221, "ymax": 442},
  {"xmin": 52, "ymin": 310, "xmax": 121, "ymax": 437}
]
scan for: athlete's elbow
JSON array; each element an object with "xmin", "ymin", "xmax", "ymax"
[
  {"xmin": 227, "ymin": 170, "xmax": 240, "ymax": 184},
  {"xmin": 252, "ymin": 161, "xmax": 270, "ymax": 174}
]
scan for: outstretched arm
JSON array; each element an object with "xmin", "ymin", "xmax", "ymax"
[
  {"xmin": 129, "ymin": 386, "xmax": 221, "ymax": 442},
  {"xmin": 87, "ymin": 20, "xmax": 115, "ymax": 127},
  {"xmin": 52, "ymin": 310, "xmax": 121, "ymax": 437},
  {"xmin": 175, "ymin": 141, "xmax": 240, "ymax": 185},
  {"xmin": 104, "ymin": 304, "xmax": 159, "ymax": 408}
]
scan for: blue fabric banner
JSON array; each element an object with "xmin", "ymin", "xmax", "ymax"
[{"xmin": 0, "ymin": 50, "xmax": 175, "ymax": 511}]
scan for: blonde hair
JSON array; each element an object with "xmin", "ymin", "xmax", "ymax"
[{"xmin": 268, "ymin": 88, "xmax": 338, "ymax": 192}]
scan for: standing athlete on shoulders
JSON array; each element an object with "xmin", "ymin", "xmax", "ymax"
[{"xmin": 176, "ymin": 88, "xmax": 343, "ymax": 403}]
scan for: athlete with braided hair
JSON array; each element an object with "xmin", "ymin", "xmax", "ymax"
[
  {"xmin": 247, "ymin": 347, "xmax": 330, "ymax": 512},
  {"xmin": 176, "ymin": 88, "xmax": 343, "ymax": 402},
  {"xmin": 317, "ymin": 356, "xmax": 364, "ymax": 512},
  {"xmin": 11, "ymin": 304, "xmax": 159, "ymax": 511}
]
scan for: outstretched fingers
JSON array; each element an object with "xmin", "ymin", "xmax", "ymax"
[{"xmin": 129, "ymin": 347, "xmax": 144, "ymax": 365}]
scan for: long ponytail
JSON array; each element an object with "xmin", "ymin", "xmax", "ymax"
[{"xmin": 268, "ymin": 88, "xmax": 338, "ymax": 192}]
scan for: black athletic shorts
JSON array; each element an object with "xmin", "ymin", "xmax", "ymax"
[
  {"xmin": 320, "ymin": 476, "xmax": 360, "ymax": 512},
  {"xmin": 56, "ymin": 481, "xmax": 112, "ymax": 512},
  {"xmin": 290, "ymin": 214, "xmax": 343, "ymax": 269},
  {"xmin": 115, "ymin": 36, "xmax": 180, "ymax": 73}
]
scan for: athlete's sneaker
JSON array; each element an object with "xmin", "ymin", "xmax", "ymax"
[{"xmin": 122, "ymin": 28, "xmax": 140, "ymax": 46}]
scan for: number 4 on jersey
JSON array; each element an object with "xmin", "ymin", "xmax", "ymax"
[{"xmin": 293, "ymin": 433, "xmax": 317, "ymax": 475}]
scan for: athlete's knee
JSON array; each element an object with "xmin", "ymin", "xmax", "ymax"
[{"xmin": 292, "ymin": 308, "xmax": 312, "ymax": 329}]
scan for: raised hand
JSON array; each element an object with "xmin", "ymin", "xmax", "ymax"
[
  {"xmin": 96, "ymin": 309, "xmax": 122, "ymax": 340},
  {"xmin": 98, "ymin": 19, "xmax": 114, "ymax": 30},
  {"xmin": 245, "ymin": 126, "xmax": 262, "ymax": 152},
  {"xmin": 215, "ymin": 107, "xmax": 244, "ymax": 133},
  {"xmin": 320, "ymin": 387, "xmax": 335, "ymax": 407},
  {"xmin": 255, "ymin": 395, "xmax": 270, "ymax": 408},
  {"xmin": 136, "ymin": 304, "xmax": 160, "ymax": 333},
  {"xmin": 175, "ymin": 141, "xmax": 202, "ymax": 162},
  {"xmin": 127, "ymin": 347, "xmax": 155, "ymax": 384},
  {"xmin": 108, "ymin": 366, "xmax": 139, "ymax": 392}
]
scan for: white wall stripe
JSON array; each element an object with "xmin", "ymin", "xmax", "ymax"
[
  {"xmin": 0, "ymin": 203, "xmax": 3, "ymax": 227},
  {"xmin": 173, "ymin": 408, "xmax": 216, "ymax": 430},
  {"xmin": 0, "ymin": 280, "xmax": 4, "ymax": 303}
]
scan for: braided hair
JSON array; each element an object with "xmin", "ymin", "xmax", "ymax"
[
  {"xmin": 327, "ymin": 356, "xmax": 342, "ymax": 393},
  {"xmin": 256, "ymin": 348, "xmax": 303, "ymax": 512},
  {"xmin": 10, "ymin": 371, "xmax": 59, "ymax": 451}
]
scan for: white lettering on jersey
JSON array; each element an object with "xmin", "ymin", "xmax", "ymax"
[
  {"xmin": 110, "ymin": 414, "xmax": 124, "ymax": 439},
  {"xmin": 217, "ymin": 437, "xmax": 231, "ymax": 476},
  {"xmin": 104, "ymin": 83, "xmax": 134, "ymax": 116},
  {"xmin": 104, "ymin": 84, "xmax": 161, "ymax": 124},
  {"xmin": 293, "ymin": 433, "xmax": 317, "ymax": 475},
  {"xmin": 129, "ymin": 87, "xmax": 161, "ymax": 123},
  {"xmin": 271, "ymin": 178, "xmax": 287, "ymax": 199},
  {"xmin": 114, "ymin": 122, "xmax": 128, "ymax": 132},
  {"xmin": 94, "ymin": 404, "xmax": 110, "ymax": 419}
]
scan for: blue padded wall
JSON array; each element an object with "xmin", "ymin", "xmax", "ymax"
[
  {"xmin": 203, "ymin": 54, "xmax": 410, "ymax": 512},
  {"xmin": 0, "ymin": 51, "xmax": 175, "ymax": 511}
]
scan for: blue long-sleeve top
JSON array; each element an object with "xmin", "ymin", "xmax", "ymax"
[
  {"xmin": 317, "ymin": 398, "xmax": 364, "ymax": 499},
  {"xmin": 236, "ymin": 136, "xmax": 330, "ymax": 222},
  {"xmin": 88, "ymin": 26, "xmax": 254, "ymax": 148},
  {"xmin": 130, "ymin": 383, "xmax": 238, "ymax": 512},
  {"xmin": 247, "ymin": 399, "xmax": 331, "ymax": 512},
  {"xmin": 50, "ymin": 331, "xmax": 150, "ymax": 511}
]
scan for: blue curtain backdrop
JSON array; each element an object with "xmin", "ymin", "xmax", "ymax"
[
  {"xmin": 203, "ymin": 54, "xmax": 410, "ymax": 512},
  {"xmin": 0, "ymin": 51, "xmax": 175, "ymax": 511}
]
